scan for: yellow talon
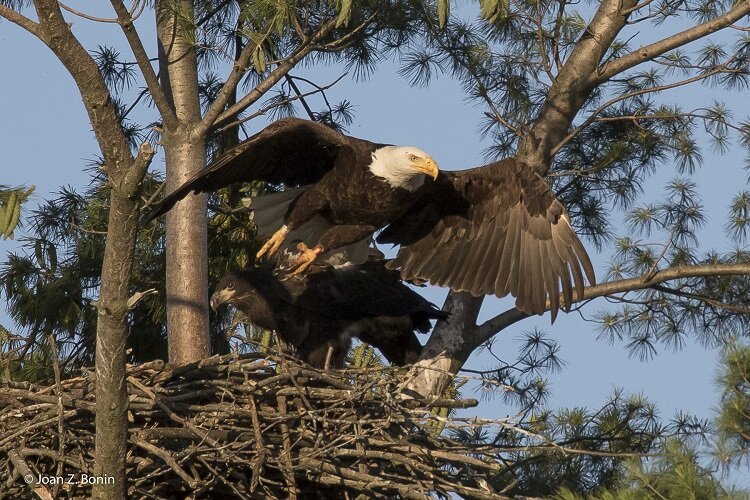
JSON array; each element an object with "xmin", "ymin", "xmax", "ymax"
[
  {"xmin": 286, "ymin": 242, "xmax": 323, "ymax": 277},
  {"xmin": 256, "ymin": 225, "xmax": 290, "ymax": 259}
]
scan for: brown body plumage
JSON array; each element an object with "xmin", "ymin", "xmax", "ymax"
[
  {"xmin": 210, "ymin": 256, "xmax": 446, "ymax": 368},
  {"xmin": 148, "ymin": 118, "xmax": 595, "ymax": 320}
]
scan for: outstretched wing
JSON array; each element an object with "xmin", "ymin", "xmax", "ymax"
[
  {"xmin": 379, "ymin": 158, "xmax": 596, "ymax": 322},
  {"xmin": 143, "ymin": 118, "xmax": 366, "ymax": 222}
]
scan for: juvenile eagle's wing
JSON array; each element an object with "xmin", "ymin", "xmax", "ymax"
[
  {"xmin": 379, "ymin": 158, "xmax": 596, "ymax": 322},
  {"xmin": 143, "ymin": 118, "xmax": 368, "ymax": 222},
  {"xmin": 294, "ymin": 260, "xmax": 445, "ymax": 323},
  {"xmin": 289, "ymin": 259, "xmax": 446, "ymax": 366}
]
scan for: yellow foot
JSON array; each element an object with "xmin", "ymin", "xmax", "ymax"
[
  {"xmin": 286, "ymin": 242, "xmax": 323, "ymax": 277},
  {"xmin": 256, "ymin": 225, "xmax": 290, "ymax": 259}
]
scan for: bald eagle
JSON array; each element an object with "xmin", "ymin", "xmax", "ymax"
[
  {"xmin": 210, "ymin": 250, "xmax": 445, "ymax": 368},
  {"xmin": 146, "ymin": 118, "xmax": 595, "ymax": 321}
]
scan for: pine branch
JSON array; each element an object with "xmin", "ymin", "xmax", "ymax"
[
  {"xmin": 110, "ymin": 0, "xmax": 178, "ymax": 129},
  {"xmin": 208, "ymin": 18, "xmax": 339, "ymax": 131},
  {"xmin": 595, "ymin": 1, "xmax": 750, "ymax": 83},
  {"xmin": 476, "ymin": 262, "xmax": 750, "ymax": 342},
  {"xmin": 0, "ymin": 5, "xmax": 41, "ymax": 35}
]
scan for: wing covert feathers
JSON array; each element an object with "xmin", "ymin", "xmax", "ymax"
[
  {"xmin": 143, "ymin": 118, "xmax": 358, "ymax": 223},
  {"xmin": 386, "ymin": 158, "xmax": 595, "ymax": 321}
]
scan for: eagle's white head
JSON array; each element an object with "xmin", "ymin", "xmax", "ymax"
[{"xmin": 369, "ymin": 146, "xmax": 439, "ymax": 190}]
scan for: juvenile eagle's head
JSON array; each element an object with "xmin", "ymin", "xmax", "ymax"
[
  {"xmin": 369, "ymin": 146, "xmax": 439, "ymax": 190},
  {"xmin": 210, "ymin": 271, "xmax": 278, "ymax": 332},
  {"xmin": 210, "ymin": 272, "xmax": 246, "ymax": 312}
]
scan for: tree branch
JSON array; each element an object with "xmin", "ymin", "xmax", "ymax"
[
  {"xmin": 214, "ymin": 73, "xmax": 348, "ymax": 133},
  {"xmin": 31, "ymin": 0, "xmax": 134, "ymax": 179},
  {"xmin": 119, "ymin": 142, "xmax": 155, "ymax": 198},
  {"xmin": 649, "ymin": 284, "xmax": 750, "ymax": 315},
  {"xmin": 59, "ymin": 1, "xmax": 119, "ymax": 23},
  {"xmin": 0, "ymin": 5, "xmax": 41, "ymax": 35},
  {"xmin": 110, "ymin": 0, "xmax": 178, "ymax": 129},
  {"xmin": 197, "ymin": 26, "xmax": 270, "ymax": 134},
  {"xmin": 552, "ymin": 63, "xmax": 736, "ymax": 156},
  {"xmin": 207, "ymin": 18, "xmax": 338, "ymax": 132},
  {"xmin": 594, "ymin": 1, "xmax": 750, "ymax": 83},
  {"xmin": 476, "ymin": 262, "xmax": 750, "ymax": 343}
]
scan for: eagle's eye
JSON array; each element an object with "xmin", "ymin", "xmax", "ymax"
[
  {"xmin": 409, "ymin": 154, "xmax": 418, "ymax": 161},
  {"xmin": 227, "ymin": 281, "xmax": 235, "ymax": 290}
]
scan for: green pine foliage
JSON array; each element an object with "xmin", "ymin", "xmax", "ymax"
[
  {"xmin": 715, "ymin": 344, "xmax": 750, "ymax": 469},
  {"xmin": 349, "ymin": 342, "xmax": 384, "ymax": 368},
  {"xmin": 396, "ymin": 0, "xmax": 750, "ymax": 252},
  {"xmin": 553, "ymin": 439, "xmax": 746, "ymax": 499},
  {"xmin": 0, "ymin": 173, "xmax": 166, "ymax": 379}
]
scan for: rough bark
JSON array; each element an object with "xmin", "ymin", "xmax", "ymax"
[
  {"xmin": 401, "ymin": 293, "xmax": 483, "ymax": 400},
  {"xmin": 156, "ymin": 0, "xmax": 210, "ymax": 364}
]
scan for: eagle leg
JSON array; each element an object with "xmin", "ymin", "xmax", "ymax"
[
  {"xmin": 256, "ymin": 225, "xmax": 290, "ymax": 259},
  {"xmin": 285, "ymin": 242, "xmax": 324, "ymax": 277}
]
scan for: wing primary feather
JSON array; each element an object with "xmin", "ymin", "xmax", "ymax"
[
  {"xmin": 443, "ymin": 244, "xmax": 470, "ymax": 289},
  {"xmin": 507, "ymin": 211, "xmax": 523, "ymax": 303},
  {"xmin": 495, "ymin": 207, "xmax": 520, "ymax": 297},
  {"xmin": 464, "ymin": 223, "xmax": 494, "ymax": 292},
  {"xmin": 570, "ymin": 254, "xmax": 586, "ymax": 301},
  {"xmin": 525, "ymin": 231, "xmax": 540, "ymax": 314},
  {"xmin": 570, "ymin": 230, "xmax": 596, "ymax": 286},
  {"xmin": 556, "ymin": 229, "xmax": 586, "ymax": 301},
  {"xmin": 527, "ymin": 235, "xmax": 543, "ymax": 314},
  {"xmin": 555, "ymin": 246, "xmax": 574, "ymax": 311},
  {"xmin": 472, "ymin": 223, "xmax": 503, "ymax": 295},
  {"xmin": 540, "ymin": 242, "xmax": 560, "ymax": 322},
  {"xmin": 382, "ymin": 159, "xmax": 595, "ymax": 320},
  {"xmin": 433, "ymin": 242, "xmax": 463, "ymax": 287},
  {"xmin": 516, "ymin": 231, "xmax": 530, "ymax": 312}
]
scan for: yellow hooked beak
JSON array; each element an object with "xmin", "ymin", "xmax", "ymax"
[{"xmin": 414, "ymin": 156, "xmax": 439, "ymax": 181}]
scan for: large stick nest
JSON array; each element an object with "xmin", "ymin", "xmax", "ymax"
[{"xmin": 0, "ymin": 353, "xmax": 510, "ymax": 499}]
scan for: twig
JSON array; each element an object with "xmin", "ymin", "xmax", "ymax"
[
  {"xmin": 126, "ymin": 376, "xmax": 220, "ymax": 447},
  {"xmin": 132, "ymin": 438, "xmax": 197, "ymax": 488},
  {"xmin": 276, "ymin": 395, "xmax": 298, "ymax": 499},
  {"xmin": 46, "ymin": 335, "xmax": 65, "ymax": 497},
  {"xmin": 7, "ymin": 450, "xmax": 54, "ymax": 500},
  {"xmin": 247, "ymin": 395, "xmax": 267, "ymax": 493}
]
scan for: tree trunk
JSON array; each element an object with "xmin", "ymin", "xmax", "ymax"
[
  {"xmin": 93, "ymin": 147, "xmax": 153, "ymax": 499},
  {"xmin": 163, "ymin": 136, "xmax": 210, "ymax": 364},
  {"xmin": 405, "ymin": 0, "xmax": 747, "ymax": 399},
  {"xmin": 516, "ymin": 0, "xmax": 639, "ymax": 171},
  {"xmin": 157, "ymin": 0, "xmax": 210, "ymax": 364}
]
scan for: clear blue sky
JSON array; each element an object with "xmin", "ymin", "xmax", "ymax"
[{"xmin": 1, "ymin": 2, "xmax": 748, "ymax": 487}]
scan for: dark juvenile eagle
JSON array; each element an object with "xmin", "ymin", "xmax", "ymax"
[
  {"xmin": 210, "ymin": 251, "xmax": 446, "ymax": 368},
  {"xmin": 146, "ymin": 118, "xmax": 595, "ymax": 321}
]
